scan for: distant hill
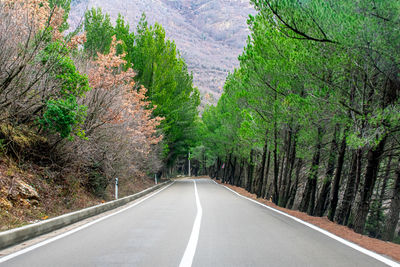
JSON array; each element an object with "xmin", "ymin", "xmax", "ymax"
[{"xmin": 69, "ymin": 0, "xmax": 255, "ymax": 103}]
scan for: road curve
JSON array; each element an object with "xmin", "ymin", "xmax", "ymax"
[{"xmin": 0, "ymin": 179, "xmax": 395, "ymax": 267}]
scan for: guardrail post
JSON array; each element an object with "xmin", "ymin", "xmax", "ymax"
[
  {"xmin": 115, "ymin": 177, "xmax": 118, "ymax": 200},
  {"xmin": 189, "ymin": 151, "xmax": 191, "ymax": 177}
]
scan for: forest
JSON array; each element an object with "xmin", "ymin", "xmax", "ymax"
[{"xmin": 191, "ymin": 0, "xmax": 400, "ymax": 242}]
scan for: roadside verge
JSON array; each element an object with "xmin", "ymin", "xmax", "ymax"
[{"xmin": 0, "ymin": 180, "xmax": 171, "ymax": 250}]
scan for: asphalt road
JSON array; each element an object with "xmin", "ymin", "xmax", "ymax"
[{"xmin": 0, "ymin": 179, "xmax": 396, "ymax": 267}]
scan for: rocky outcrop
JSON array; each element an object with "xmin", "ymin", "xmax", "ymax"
[{"xmin": 0, "ymin": 177, "xmax": 40, "ymax": 210}]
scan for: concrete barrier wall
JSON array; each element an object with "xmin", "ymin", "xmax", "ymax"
[{"xmin": 0, "ymin": 180, "xmax": 171, "ymax": 250}]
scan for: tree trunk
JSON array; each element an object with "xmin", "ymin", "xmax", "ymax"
[
  {"xmin": 299, "ymin": 127, "xmax": 322, "ymax": 215},
  {"xmin": 280, "ymin": 129, "xmax": 297, "ymax": 207},
  {"xmin": 382, "ymin": 157, "xmax": 400, "ymax": 241},
  {"xmin": 203, "ymin": 150, "xmax": 206, "ymax": 176},
  {"xmin": 336, "ymin": 149, "xmax": 360, "ymax": 225},
  {"xmin": 246, "ymin": 149, "xmax": 255, "ymax": 192},
  {"xmin": 287, "ymin": 158, "xmax": 302, "ymax": 209},
  {"xmin": 223, "ymin": 153, "xmax": 232, "ymax": 183},
  {"xmin": 234, "ymin": 158, "xmax": 243, "ymax": 186},
  {"xmin": 214, "ymin": 158, "xmax": 220, "ymax": 179},
  {"xmin": 272, "ymin": 125, "xmax": 280, "ymax": 204},
  {"xmin": 241, "ymin": 159, "xmax": 248, "ymax": 188},
  {"xmin": 279, "ymin": 128, "xmax": 292, "ymax": 206},
  {"xmin": 228, "ymin": 154, "xmax": 235, "ymax": 183},
  {"xmin": 256, "ymin": 132, "xmax": 269, "ymax": 198},
  {"xmin": 250, "ymin": 152, "xmax": 259, "ymax": 194},
  {"xmin": 239, "ymin": 158, "xmax": 245, "ymax": 186},
  {"xmin": 283, "ymin": 137, "xmax": 297, "ymax": 206},
  {"xmin": 219, "ymin": 157, "xmax": 225, "ymax": 179},
  {"xmin": 314, "ymin": 126, "xmax": 338, "ymax": 216},
  {"xmin": 328, "ymin": 133, "xmax": 347, "ymax": 221},
  {"xmin": 380, "ymin": 153, "xmax": 392, "ymax": 202},
  {"xmin": 353, "ymin": 136, "xmax": 387, "ymax": 234},
  {"xmin": 278, "ymin": 154, "xmax": 285, "ymax": 193},
  {"xmin": 373, "ymin": 154, "xmax": 393, "ymax": 236},
  {"xmin": 346, "ymin": 148, "xmax": 364, "ymax": 228},
  {"xmin": 229, "ymin": 156, "xmax": 237, "ymax": 184},
  {"xmin": 261, "ymin": 151, "xmax": 271, "ymax": 198}
]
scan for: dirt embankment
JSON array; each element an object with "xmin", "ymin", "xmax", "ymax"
[{"xmin": 0, "ymin": 158, "xmax": 155, "ymax": 232}]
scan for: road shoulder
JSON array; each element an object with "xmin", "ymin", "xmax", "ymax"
[{"xmin": 212, "ymin": 178, "xmax": 400, "ymax": 265}]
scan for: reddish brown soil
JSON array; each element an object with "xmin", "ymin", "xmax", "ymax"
[{"xmin": 214, "ymin": 179, "xmax": 400, "ymax": 262}]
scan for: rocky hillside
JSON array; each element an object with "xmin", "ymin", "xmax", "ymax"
[
  {"xmin": 69, "ymin": 0, "xmax": 256, "ymax": 102},
  {"xmin": 0, "ymin": 157, "xmax": 155, "ymax": 231}
]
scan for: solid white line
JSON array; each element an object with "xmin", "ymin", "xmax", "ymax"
[
  {"xmin": 210, "ymin": 179, "xmax": 399, "ymax": 267},
  {"xmin": 179, "ymin": 180, "xmax": 202, "ymax": 267},
  {"xmin": 0, "ymin": 181, "xmax": 175, "ymax": 264}
]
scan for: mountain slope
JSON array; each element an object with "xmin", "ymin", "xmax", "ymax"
[{"xmin": 69, "ymin": 0, "xmax": 255, "ymax": 102}]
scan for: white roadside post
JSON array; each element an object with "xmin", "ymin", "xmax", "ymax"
[
  {"xmin": 115, "ymin": 177, "xmax": 118, "ymax": 200},
  {"xmin": 188, "ymin": 151, "xmax": 191, "ymax": 177},
  {"xmin": 154, "ymin": 174, "xmax": 158, "ymax": 184}
]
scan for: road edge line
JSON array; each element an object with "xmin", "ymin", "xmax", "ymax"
[
  {"xmin": 0, "ymin": 181, "xmax": 175, "ymax": 264},
  {"xmin": 179, "ymin": 180, "xmax": 202, "ymax": 267},
  {"xmin": 211, "ymin": 179, "xmax": 399, "ymax": 267}
]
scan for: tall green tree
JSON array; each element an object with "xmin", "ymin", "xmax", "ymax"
[
  {"xmin": 118, "ymin": 14, "xmax": 200, "ymax": 168},
  {"xmin": 84, "ymin": 7, "xmax": 114, "ymax": 57}
]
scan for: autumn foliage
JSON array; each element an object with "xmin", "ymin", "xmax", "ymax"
[
  {"xmin": 1, "ymin": 0, "xmax": 64, "ymax": 38},
  {"xmin": 74, "ymin": 37, "xmax": 164, "ymax": 184},
  {"xmin": 88, "ymin": 37, "xmax": 163, "ymax": 151},
  {"xmin": 0, "ymin": 0, "xmax": 164, "ymax": 199}
]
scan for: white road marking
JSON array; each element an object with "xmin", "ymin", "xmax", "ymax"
[
  {"xmin": 0, "ymin": 182, "xmax": 175, "ymax": 264},
  {"xmin": 179, "ymin": 180, "xmax": 202, "ymax": 267},
  {"xmin": 211, "ymin": 179, "xmax": 399, "ymax": 267}
]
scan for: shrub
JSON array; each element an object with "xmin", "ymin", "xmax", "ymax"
[{"xmin": 39, "ymin": 96, "xmax": 87, "ymax": 140}]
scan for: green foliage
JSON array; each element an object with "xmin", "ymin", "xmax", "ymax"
[
  {"xmin": 55, "ymin": 55, "xmax": 90, "ymax": 98},
  {"xmin": 39, "ymin": 96, "xmax": 87, "ymax": 140},
  {"xmin": 198, "ymin": 0, "xmax": 400, "ymax": 167},
  {"xmin": 114, "ymin": 13, "xmax": 200, "ymax": 165},
  {"xmin": 40, "ymin": 41, "xmax": 90, "ymax": 97},
  {"xmin": 84, "ymin": 7, "xmax": 114, "ymax": 57},
  {"xmin": 114, "ymin": 14, "xmax": 133, "ymax": 56},
  {"xmin": 48, "ymin": 0, "xmax": 71, "ymax": 32},
  {"xmin": 35, "ymin": 41, "xmax": 90, "ymax": 140}
]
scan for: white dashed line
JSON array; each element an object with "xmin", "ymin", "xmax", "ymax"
[{"xmin": 179, "ymin": 180, "xmax": 202, "ymax": 267}]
